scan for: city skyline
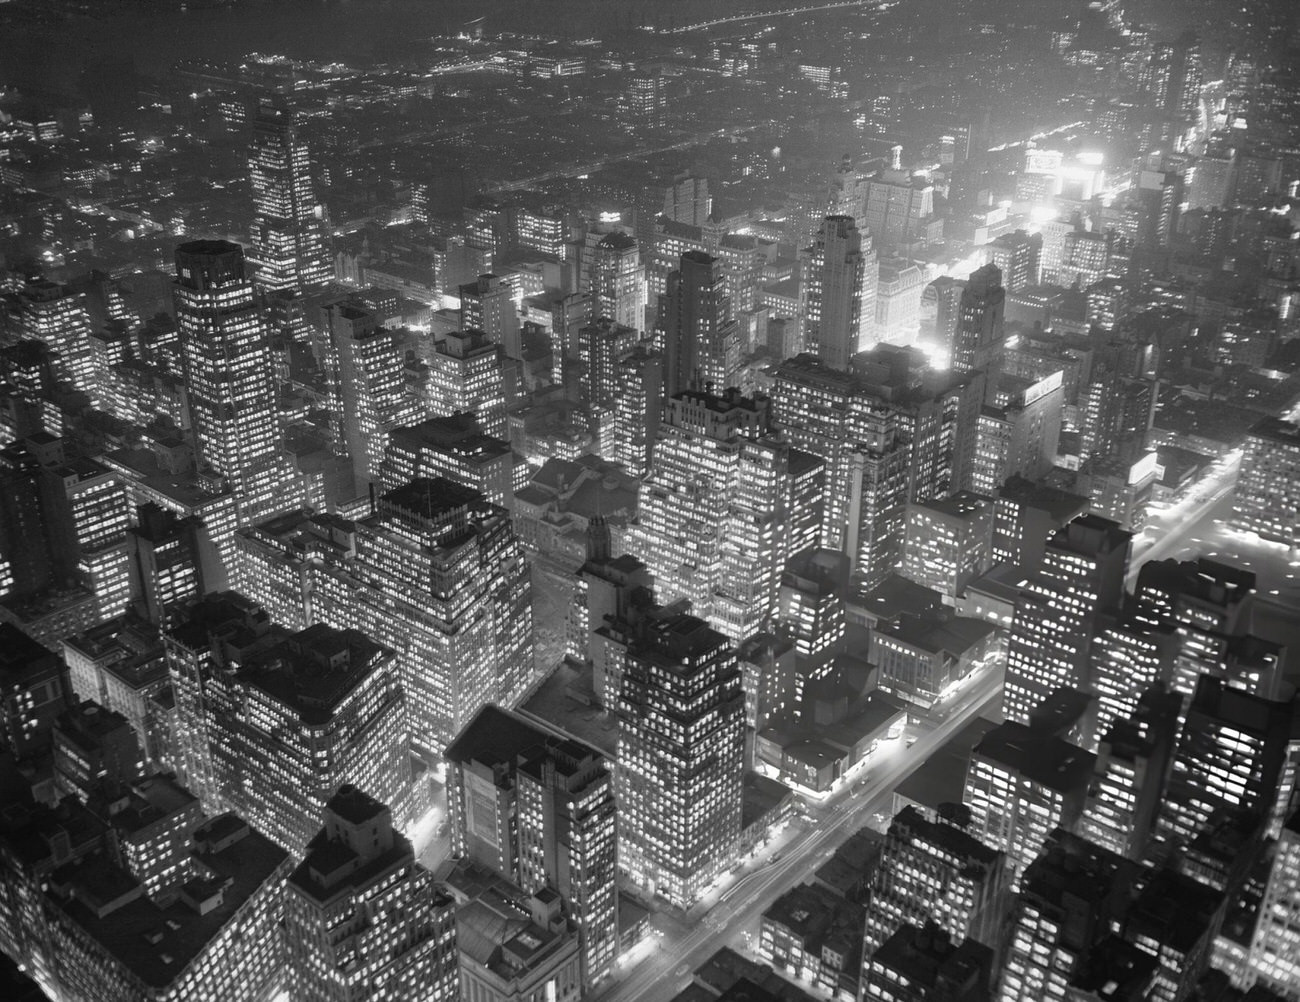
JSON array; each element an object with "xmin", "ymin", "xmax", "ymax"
[{"xmin": 2, "ymin": 1, "xmax": 1300, "ymax": 1001}]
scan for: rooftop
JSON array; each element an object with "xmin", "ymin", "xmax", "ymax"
[
  {"xmin": 46, "ymin": 816, "xmax": 287, "ymax": 990},
  {"xmin": 973, "ymin": 722, "xmax": 1096, "ymax": 793},
  {"xmin": 239, "ymin": 624, "xmax": 395, "ymax": 724}
]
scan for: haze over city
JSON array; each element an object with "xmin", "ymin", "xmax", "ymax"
[{"xmin": 1, "ymin": 1, "xmax": 1299, "ymax": 1002}]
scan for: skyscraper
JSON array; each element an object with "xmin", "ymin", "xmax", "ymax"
[
  {"xmin": 248, "ymin": 102, "xmax": 332, "ymax": 292},
  {"xmin": 1231, "ymin": 417, "xmax": 1300, "ymax": 547},
  {"xmin": 985, "ymin": 231, "xmax": 1041, "ymax": 293},
  {"xmin": 864, "ymin": 806, "xmax": 1006, "ymax": 959},
  {"xmin": 351, "ymin": 479, "xmax": 532, "ymax": 759},
  {"xmin": 608, "ymin": 345, "xmax": 663, "ymax": 477},
  {"xmin": 862, "ymin": 922, "xmax": 992, "ymax": 1002},
  {"xmin": 799, "ymin": 216, "xmax": 868, "ymax": 370},
  {"xmin": 616, "ymin": 611, "xmax": 744, "ymax": 908},
  {"xmin": 1077, "ymin": 686, "xmax": 1181, "ymax": 861},
  {"xmin": 663, "ymin": 173, "xmax": 712, "ymax": 226},
  {"xmin": 1250, "ymin": 810, "xmax": 1300, "ymax": 995},
  {"xmin": 952, "ymin": 265, "xmax": 1005, "ymax": 398},
  {"xmin": 320, "ymin": 297, "xmax": 412, "ymax": 494},
  {"xmin": 168, "ymin": 600, "xmax": 413, "ymax": 855},
  {"xmin": 962, "ymin": 722, "xmax": 1095, "ymax": 890},
  {"xmin": 1003, "ymin": 514, "xmax": 1130, "ymax": 726},
  {"xmin": 591, "ymin": 231, "xmax": 646, "ymax": 332},
  {"xmin": 446, "ymin": 705, "xmax": 620, "ymax": 988},
  {"xmin": 1157, "ymin": 675, "xmax": 1292, "ymax": 851},
  {"xmin": 175, "ymin": 240, "xmax": 300, "ymax": 524},
  {"xmin": 460, "ymin": 274, "xmax": 522, "ymax": 362},
  {"xmin": 633, "ymin": 388, "xmax": 821, "ymax": 641},
  {"xmin": 284, "ymin": 786, "xmax": 459, "ymax": 1002},
  {"xmin": 659, "ymin": 251, "xmax": 741, "ymax": 398},
  {"xmin": 998, "ymin": 830, "xmax": 1136, "ymax": 1002},
  {"xmin": 16, "ymin": 280, "xmax": 99, "ymax": 405},
  {"xmin": 425, "ymin": 328, "xmax": 509, "ymax": 439}
]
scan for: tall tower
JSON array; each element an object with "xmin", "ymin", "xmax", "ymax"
[
  {"xmin": 591, "ymin": 231, "xmax": 646, "ymax": 332},
  {"xmin": 285, "ymin": 787, "xmax": 460, "ymax": 1002},
  {"xmin": 1003, "ymin": 514, "xmax": 1130, "ymax": 725},
  {"xmin": 799, "ymin": 215, "xmax": 866, "ymax": 370},
  {"xmin": 174, "ymin": 240, "xmax": 299, "ymax": 523},
  {"xmin": 320, "ymin": 297, "xmax": 408, "ymax": 493},
  {"xmin": 659, "ymin": 251, "xmax": 740, "ymax": 398},
  {"xmin": 446, "ymin": 706, "xmax": 620, "ymax": 989},
  {"xmin": 248, "ymin": 102, "xmax": 331, "ymax": 292},
  {"xmin": 616, "ymin": 611, "xmax": 745, "ymax": 908},
  {"xmin": 952, "ymin": 263, "xmax": 1005, "ymax": 391}
]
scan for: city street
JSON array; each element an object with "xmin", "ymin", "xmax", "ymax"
[{"xmin": 589, "ymin": 663, "xmax": 1005, "ymax": 1002}]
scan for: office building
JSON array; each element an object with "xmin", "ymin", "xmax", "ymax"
[
  {"xmin": 15, "ymin": 280, "xmax": 100, "ymax": 405},
  {"xmin": 426, "ymin": 328, "xmax": 510, "ymax": 439},
  {"xmin": 985, "ymin": 232, "xmax": 1041, "ymax": 293},
  {"xmin": 1158, "ymin": 675, "xmax": 1292, "ymax": 851},
  {"xmin": 43, "ymin": 814, "xmax": 291, "ymax": 1002},
  {"xmin": 572, "ymin": 521, "xmax": 656, "ymax": 707},
  {"xmin": 234, "ymin": 480, "xmax": 532, "ymax": 761},
  {"xmin": 175, "ymin": 240, "xmax": 300, "ymax": 523},
  {"xmin": 776, "ymin": 547, "xmax": 849, "ymax": 666},
  {"xmin": 770, "ymin": 352, "xmax": 971, "ymax": 587},
  {"xmin": 579, "ymin": 319, "xmax": 640, "ymax": 409},
  {"xmin": 248, "ymin": 102, "xmax": 332, "ymax": 291},
  {"xmin": 170, "ymin": 604, "xmax": 412, "ymax": 854},
  {"xmin": 98, "ymin": 773, "xmax": 205, "ymax": 901},
  {"xmin": 1132, "ymin": 558, "xmax": 1267, "ymax": 706},
  {"xmin": 319, "ymin": 297, "xmax": 412, "ymax": 493},
  {"xmin": 52, "ymin": 699, "xmax": 146, "ymax": 802},
  {"xmin": 634, "ymin": 388, "xmax": 821, "ymax": 642},
  {"xmin": 918, "ymin": 276, "xmax": 964, "ymax": 365},
  {"xmin": 952, "ymin": 265, "xmax": 1005, "ymax": 399},
  {"xmin": 381, "ymin": 413, "xmax": 515, "ymax": 507},
  {"xmin": 446, "ymin": 706, "xmax": 619, "ymax": 988},
  {"xmin": 284, "ymin": 786, "xmax": 459, "ymax": 1002},
  {"xmin": 0, "ymin": 621, "xmax": 68, "ymax": 756},
  {"xmin": 863, "ymin": 922, "xmax": 992, "ymax": 1002},
  {"xmin": 353, "ymin": 479, "xmax": 532, "ymax": 759},
  {"xmin": 1231, "ymin": 418, "xmax": 1300, "ymax": 547},
  {"xmin": 126, "ymin": 503, "xmax": 221, "ymax": 626},
  {"xmin": 970, "ymin": 372, "xmax": 1063, "ymax": 495},
  {"xmin": 864, "ymin": 170, "xmax": 938, "ymax": 244},
  {"xmin": 659, "ymin": 251, "xmax": 741, "ymax": 398},
  {"xmin": 991, "ymin": 478, "xmax": 1089, "ymax": 569},
  {"xmin": 999, "ymin": 830, "xmax": 1136, "ymax": 1002},
  {"xmin": 616, "ymin": 611, "xmax": 745, "ymax": 908},
  {"xmin": 1120, "ymin": 867, "xmax": 1224, "ymax": 1002},
  {"xmin": 799, "ymin": 216, "xmax": 870, "ymax": 369},
  {"xmin": 963, "ymin": 722, "xmax": 1096, "ymax": 889},
  {"xmin": 591, "ymin": 231, "xmax": 646, "ymax": 331},
  {"xmin": 864, "ymin": 806, "xmax": 1006, "ymax": 958},
  {"xmin": 1003, "ymin": 515, "xmax": 1130, "ymax": 726},
  {"xmin": 900, "ymin": 492, "xmax": 994, "ymax": 604},
  {"xmin": 461, "ymin": 274, "xmax": 522, "ymax": 361},
  {"xmin": 1250, "ymin": 811, "xmax": 1300, "ymax": 996},
  {"xmin": 1077, "ymin": 687, "xmax": 1181, "ymax": 861},
  {"xmin": 663, "ymin": 174, "xmax": 712, "ymax": 226},
  {"xmin": 1086, "ymin": 614, "xmax": 1178, "ymax": 750},
  {"xmin": 607, "ymin": 345, "xmax": 662, "ymax": 476}
]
